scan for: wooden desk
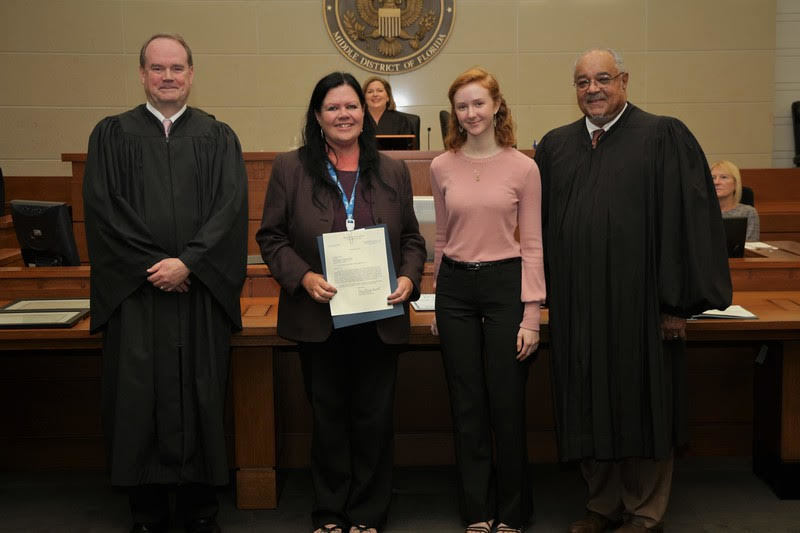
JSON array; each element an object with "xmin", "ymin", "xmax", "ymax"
[
  {"xmin": 774, "ymin": 241, "xmax": 800, "ymax": 256},
  {"xmin": 740, "ymin": 169, "xmax": 800, "ymax": 241},
  {"xmin": 0, "ymin": 297, "xmax": 286, "ymax": 509},
  {"xmin": 2, "ymin": 291, "xmax": 800, "ymax": 505},
  {"xmin": 232, "ymin": 292, "xmax": 800, "ymax": 502},
  {"xmin": 3, "ymin": 160, "xmax": 795, "ymax": 261},
  {"xmin": 757, "ymin": 202, "xmax": 800, "ymax": 242},
  {"xmin": 756, "ymin": 240, "xmax": 800, "ymax": 258},
  {"xmin": 0, "ymin": 248, "xmax": 22, "ymax": 266},
  {"xmin": 0, "ymin": 214, "xmax": 16, "ymax": 248}
]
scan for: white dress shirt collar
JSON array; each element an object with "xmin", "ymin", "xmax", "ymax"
[
  {"xmin": 585, "ymin": 102, "xmax": 628, "ymax": 137},
  {"xmin": 146, "ymin": 102, "xmax": 187, "ymax": 124}
]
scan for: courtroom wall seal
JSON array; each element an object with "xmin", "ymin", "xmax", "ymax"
[{"xmin": 323, "ymin": 0, "xmax": 455, "ymax": 74}]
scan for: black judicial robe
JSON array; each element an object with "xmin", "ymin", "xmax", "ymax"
[
  {"xmin": 368, "ymin": 109, "xmax": 416, "ymax": 136},
  {"xmin": 534, "ymin": 104, "xmax": 731, "ymax": 461},
  {"xmin": 83, "ymin": 105, "xmax": 248, "ymax": 486}
]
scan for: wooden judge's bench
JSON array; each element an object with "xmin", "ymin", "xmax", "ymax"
[
  {"xmin": 2, "ymin": 153, "xmax": 800, "ymax": 509},
  {"xmin": 2, "ymin": 153, "xmax": 799, "ymax": 263}
]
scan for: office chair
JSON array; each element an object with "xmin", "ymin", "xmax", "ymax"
[
  {"xmin": 398, "ymin": 111, "xmax": 421, "ymax": 150},
  {"xmin": 439, "ymin": 110, "xmax": 450, "ymax": 145},
  {"xmin": 741, "ymin": 185, "xmax": 754, "ymax": 207},
  {"xmin": 792, "ymin": 101, "xmax": 800, "ymax": 167}
]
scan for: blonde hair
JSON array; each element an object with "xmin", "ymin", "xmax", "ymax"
[
  {"xmin": 444, "ymin": 67, "xmax": 515, "ymax": 151},
  {"xmin": 710, "ymin": 160, "xmax": 742, "ymax": 204}
]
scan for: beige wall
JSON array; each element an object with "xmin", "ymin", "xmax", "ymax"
[
  {"xmin": 774, "ymin": 0, "xmax": 800, "ymax": 167},
  {"xmin": 0, "ymin": 0, "xmax": 777, "ymax": 176}
]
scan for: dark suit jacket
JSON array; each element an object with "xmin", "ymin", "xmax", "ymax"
[{"xmin": 256, "ymin": 150, "xmax": 426, "ymax": 344}]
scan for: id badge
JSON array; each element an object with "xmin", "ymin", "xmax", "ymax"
[{"xmin": 346, "ymin": 217, "xmax": 355, "ymax": 231}]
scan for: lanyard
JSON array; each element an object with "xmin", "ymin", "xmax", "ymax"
[{"xmin": 325, "ymin": 161, "xmax": 359, "ymax": 231}]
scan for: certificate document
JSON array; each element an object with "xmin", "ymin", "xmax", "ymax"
[{"xmin": 317, "ymin": 224, "xmax": 404, "ymax": 328}]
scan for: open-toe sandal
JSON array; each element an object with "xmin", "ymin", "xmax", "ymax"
[
  {"xmin": 495, "ymin": 524, "xmax": 522, "ymax": 533},
  {"xmin": 315, "ymin": 525, "xmax": 343, "ymax": 533},
  {"xmin": 465, "ymin": 521, "xmax": 493, "ymax": 533},
  {"xmin": 350, "ymin": 526, "xmax": 376, "ymax": 533}
]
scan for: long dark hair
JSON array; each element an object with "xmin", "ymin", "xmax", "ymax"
[{"xmin": 299, "ymin": 72, "xmax": 387, "ymax": 209}]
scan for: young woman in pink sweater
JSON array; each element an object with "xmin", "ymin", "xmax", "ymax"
[{"xmin": 430, "ymin": 67, "xmax": 546, "ymax": 533}]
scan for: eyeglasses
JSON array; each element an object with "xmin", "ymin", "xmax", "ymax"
[{"xmin": 573, "ymin": 72, "xmax": 625, "ymax": 91}]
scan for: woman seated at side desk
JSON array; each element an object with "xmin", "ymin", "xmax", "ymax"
[
  {"xmin": 362, "ymin": 76, "xmax": 417, "ymax": 144},
  {"xmin": 712, "ymin": 159, "xmax": 760, "ymax": 241}
]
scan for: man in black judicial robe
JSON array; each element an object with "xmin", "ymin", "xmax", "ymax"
[
  {"xmin": 534, "ymin": 49, "xmax": 731, "ymax": 533},
  {"xmin": 83, "ymin": 34, "xmax": 247, "ymax": 533}
]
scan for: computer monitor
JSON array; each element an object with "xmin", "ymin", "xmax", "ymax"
[
  {"xmin": 413, "ymin": 196, "xmax": 435, "ymax": 261},
  {"xmin": 722, "ymin": 216, "xmax": 747, "ymax": 258},
  {"xmin": 10, "ymin": 200, "xmax": 80, "ymax": 266}
]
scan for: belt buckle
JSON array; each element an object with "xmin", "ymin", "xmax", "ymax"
[{"xmin": 465, "ymin": 261, "xmax": 481, "ymax": 271}]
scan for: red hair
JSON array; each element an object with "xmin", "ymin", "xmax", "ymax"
[{"xmin": 444, "ymin": 67, "xmax": 515, "ymax": 151}]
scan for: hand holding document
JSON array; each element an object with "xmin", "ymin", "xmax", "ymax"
[{"xmin": 317, "ymin": 225, "xmax": 404, "ymax": 328}]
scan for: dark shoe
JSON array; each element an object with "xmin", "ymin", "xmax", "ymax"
[
  {"xmin": 465, "ymin": 521, "xmax": 493, "ymax": 533},
  {"xmin": 613, "ymin": 522, "xmax": 663, "ymax": 532},
  {"xmin": 185, "ymin": 517, "xmax": 221, "ymax": 533},
  {"xmin": 314, "ymin": 525, "xmax": 344, "ymax": 533},
  {"xmin": 349, "ymin": 526, "xmax": 377, "ymax": 533},
  {"xmin": 568, "ymin": 510, "xmax": 617, "ymax": 533},
  {"xmin": 130, "ymin": 522, "xmax": 168, "ymax": 533},
  {"xmin": 496, "ymin": 523, "xmax": 523, "ymax": 532}
]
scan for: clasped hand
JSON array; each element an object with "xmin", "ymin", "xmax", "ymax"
[{"xmin": 147, "ymin": 258, "xmax": 191, "ymax": 293}]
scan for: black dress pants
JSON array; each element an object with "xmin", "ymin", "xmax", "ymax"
[
  {"xmin": 299, "ymin": 323, "xmax": 399, "ymax": 530},
  {"xmin": 435, "ymin": 257, "xmax": 533, "ymax": 528},
  {"xmin": 129, "ymin": 483, "xmax": 218, "ymax": 525}
]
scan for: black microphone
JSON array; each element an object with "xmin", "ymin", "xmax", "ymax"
[{"xmin": 427, "ymin": 127, "xmax": 431, "ymax": 151}]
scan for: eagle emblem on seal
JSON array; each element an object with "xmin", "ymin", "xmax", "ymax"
[{"xmin": 343, "ymin": 0, "xmax": 436, "ymax": 57}]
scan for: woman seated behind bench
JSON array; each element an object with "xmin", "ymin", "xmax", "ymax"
[{"xmin": 711, "ymin": 160, "xmax": 760, "ymax": 241}]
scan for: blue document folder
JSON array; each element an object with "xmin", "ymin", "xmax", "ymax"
[{"xmin": 316, "ymin": 224, "xmax": 404, "ymax": 329}]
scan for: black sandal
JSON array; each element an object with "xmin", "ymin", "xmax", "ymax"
[
  {"xmin": 315, "ymin": 525, "xmax": 343, "ymax": 533},
  {"xmin": 465, "ymin": 521, "xmax": 493, "ymax": 533},
  {"xmin": 350, "ymin": 526, "xmax": 376, "ymax": 533},
  {"xmin": 495, "ymin": 524, "xmax": 522, "ymax": 533}
]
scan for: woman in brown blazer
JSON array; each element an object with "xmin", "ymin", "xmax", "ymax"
[{"xmin": 256, "ymin": 72, "xmax": 426, "ymax": 533}]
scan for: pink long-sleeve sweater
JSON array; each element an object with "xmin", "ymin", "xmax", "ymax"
[{"xmin": 430, "ymin": 148, "xmax": 546, "ymax": 330}]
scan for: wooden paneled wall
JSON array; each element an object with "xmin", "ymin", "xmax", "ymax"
[
  {"xmin": 741, "ymin": 168, "xmax": 800, "ymax": 241},
  {"xmin": 2, "ymin": 155, "xmax": 798, "ymax": 262}
]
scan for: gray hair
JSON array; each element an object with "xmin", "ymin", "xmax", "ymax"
[{"xmin": 573, "ymin": 48, "xmax": 626, "ymax": 75}]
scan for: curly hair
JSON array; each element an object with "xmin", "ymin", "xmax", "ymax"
[{"xmin": 444, "ymin": 67, "xmax": 515, "ymax": 151}]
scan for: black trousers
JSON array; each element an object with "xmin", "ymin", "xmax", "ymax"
[
  {"xmin": 435, "ymin": 258, "xmax": 533, "ymax": 528},
  {"xmin": 129, "ymin": 483, "xmax": 218, "ymax": 525},
  {"xmin": 299, "ymin": 323, "xmax": 399, "ymax": 530}
]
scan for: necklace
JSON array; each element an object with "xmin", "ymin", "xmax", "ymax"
[
  {"xmin": 462, "ymin": 145, "xmax": 501, "ymax": 182},
  {"xmin": 467, "ymin": 159, "xmax": 489, "ymax": 182}
]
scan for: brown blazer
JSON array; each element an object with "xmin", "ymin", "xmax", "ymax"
[{"xmin": 256, "ymin": 150, "xmax": 426, "ymax": 343}]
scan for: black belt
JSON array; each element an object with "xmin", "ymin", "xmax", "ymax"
[{"xmin": 442, "ymin": 255, "xmax": 520, "ymax": 271}]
